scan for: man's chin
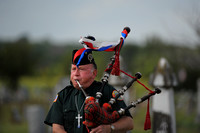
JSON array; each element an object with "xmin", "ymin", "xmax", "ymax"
[
  {"xmin": 73, "ymin": 84, "xmax": 79, "ymax": 89},
  {"xmin": 72, "ymin": 83, "xmax": 81, "ymax": 90}
]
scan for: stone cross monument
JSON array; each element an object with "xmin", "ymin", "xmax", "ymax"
[
  {"xmin": 149, "ymin": 57, "xmax": 177, "ymax": 133},
  {"xmin": 197, "ymin": 78, "xmax": 200, "ymax": 123}
]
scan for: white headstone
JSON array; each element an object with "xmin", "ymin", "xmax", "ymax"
[
  {"xmin": 26, "ymin": 105, "xmax": 45, "ymax": 133},
  {"xmin": 150, "ymin": 57, "xmax": 176, "ymax": 133},
  {"xmin": 197, "ymin": 78, "xmax": 200, "ymax": 123}
]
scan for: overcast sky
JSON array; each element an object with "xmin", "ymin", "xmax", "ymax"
[{"xmin": 0, "ymin": 0, "xmax": 199, "ymax": 45}]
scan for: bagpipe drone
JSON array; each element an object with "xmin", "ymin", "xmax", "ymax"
[{"xmin": 76, "ymin": 27, "xmax": 161, "ymax": 132}]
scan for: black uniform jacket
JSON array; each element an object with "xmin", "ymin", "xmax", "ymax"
[{"xmin": 44, "ymin": 81, "xmax": 132, "ymax": 133}]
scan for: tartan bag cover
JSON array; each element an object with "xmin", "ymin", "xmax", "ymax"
[{"xmin": 83, "ymin": 96, "xmax": 120, "ymax": 128}]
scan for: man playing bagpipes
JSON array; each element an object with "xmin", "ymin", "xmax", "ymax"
[
  {"xmin": 44, "ymin": 27, "xmax": 161, "ymax": 133},
  {"xmin": 44, "ymin": 47, "xmax": 133, "ymax": 132}
]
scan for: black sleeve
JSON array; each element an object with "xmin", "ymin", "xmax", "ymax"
[{"xmin": 44, "ymin": 93, "xmax": 64, "ymax": 126}]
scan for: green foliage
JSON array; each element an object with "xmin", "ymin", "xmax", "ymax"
[
  {"xmin": 0, "ymin": 37, "xmax": 35, "ymax": 90},
  {"xmin": 0, "ymin": 103, "xmax": 28, "ymax": 133}
]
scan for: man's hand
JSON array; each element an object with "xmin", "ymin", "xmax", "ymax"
[
  {"xmin": 90, "ymin": 116, "xmax": 133, "ymax": 133},
  {"xmin": 90, "ymin": 125, "xmax": 111, "ymax": 133}
]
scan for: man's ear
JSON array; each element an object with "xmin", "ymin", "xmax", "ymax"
[{"xmin": 93, "ymin": 69, "xmax": 97, "ymax": 77}]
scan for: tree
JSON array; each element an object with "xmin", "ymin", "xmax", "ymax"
[{"xmin": 0, "ymin": 37, "xmax": 35, "ymax": 91}]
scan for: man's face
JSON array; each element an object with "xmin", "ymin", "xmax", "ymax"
[{"xmin": 70, "ymin": 64, "xmax": 97, "ymax": 89}]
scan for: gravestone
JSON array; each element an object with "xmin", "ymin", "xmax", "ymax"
[
  {"xmin": 0, "ymin": 86, "xmax": 12, "ymax": 103},
  {"xmin": 11, "ymin": 106, "xmax": 22, "ymax": 123},
  {"xmin": 15, "ymin": 87, "xmax": 29, "ymax": 102},
  {"xmin": 149, "ymin": 57, "xmax": 177, "ymax": 133},
  {"xmin": 26, "ymin": 105, "xmax": 45, "ymax": 133},
  {"xmin": 196, "ymin": 78, "xmax": 200, "ymax": 123}
]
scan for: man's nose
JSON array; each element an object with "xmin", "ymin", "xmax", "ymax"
[{"xmin": 74, "ymin": 68, "xmax": 80, "ymax": 75}]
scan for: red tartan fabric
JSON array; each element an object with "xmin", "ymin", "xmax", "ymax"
[{"xmin": 83, "ymin": 97, "xmax": 120, "ymax": 128}]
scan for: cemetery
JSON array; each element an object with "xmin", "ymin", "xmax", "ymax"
[{"xmin": 0, "ymin": 38, "xmax": 200, "ymax": 133}]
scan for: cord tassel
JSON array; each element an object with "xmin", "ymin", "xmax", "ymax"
[
  {"xmin": 144, "ymin": 98, "xmax": 151, "ymax": 130},
  {"xmin": 111, "ymin": 53, "xmax": 120, "ymax": 76}
]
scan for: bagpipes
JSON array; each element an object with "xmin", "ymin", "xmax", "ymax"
[{"xmin": 76, "ymin": 27, "xmax": 161, "ymax": 132}]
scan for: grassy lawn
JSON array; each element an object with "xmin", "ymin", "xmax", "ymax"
[
  {"xmin": 176, "ymin": 110, "xmax": 199, "ymax": 133},
  {"xmin": 0, "ymin": 103, "xmax": 28, "ymax": 133}
]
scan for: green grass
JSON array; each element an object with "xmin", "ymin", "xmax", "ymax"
[
  {"xmin": 176, "ymin": 109, "xmax": 199, "ymax": 133},
  {"xmin": 0, "ymin": 103, "xmax": 28, "ymax": 133},
  {"xmin": 1, "ymin": 122, "xmax": 28, "ymax": 133}
]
